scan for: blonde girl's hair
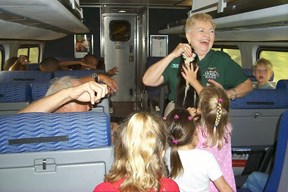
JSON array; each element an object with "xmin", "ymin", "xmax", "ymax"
[
  {"xmin": 198, "ymin": 85, "xmax": 230, "ymax": 149},
  {"xmin": 165, "ymin": 108, "xmax": 197, "ymax": 179},
  {"xmin": 105, "ymin": 112, "xmax": 168, "ymax": 192},
  {"xmin": 185, "ymin": 13, "xmax": 216, "ymax": 33}
]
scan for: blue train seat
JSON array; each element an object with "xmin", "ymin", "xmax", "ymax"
[
  {"xmin": 230, "ymin": 89, "xmax": 288, "ymax": 147},
  {"xmin": 31, "ymin": 82, "xmax": 50, "ymax": 101},
  {"xmin": 276, "ymin": 79, "xmax": 288, "ymax": 89},
  {"xmin": 230, "ymin": 89, "xmax": 288, "ymax": 109},
  {"xmin": 26, "ymin": 63, "xmax": 40, "ymax": 71},
  {"xmin": 0, "ymin": 71, "xmax": 53, "ymax": 83},
  {"xmin": 229, "ymin": 89, "xmax": 288, "ymax": 181},
  {"xmin": 264, "ymin": 109, "xmax": 288, "ymax": 191},
  {"xmin": 0, "ymin": 112, "xmax": 113, "ymax": 192},
  {"xmin": 53, "ymin": 69, "xmax": 105, "ymax": 78},
  {"xmin": 0, "ymin": 82, "xmax": 31, "ymax": 115}
]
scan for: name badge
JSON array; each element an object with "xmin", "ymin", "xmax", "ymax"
[{"xmin": 171, "ymin": 63, "xmax": 179, "ymax": 69}]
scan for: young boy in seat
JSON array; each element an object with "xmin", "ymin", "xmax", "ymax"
[{"xmin": 253, "ymin": 58, "xmax": 275, "ymax": 89}]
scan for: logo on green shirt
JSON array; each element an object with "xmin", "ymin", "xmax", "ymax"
[
  {"xmin": 171, "ymin": 63, "xmax": 179, "ymax": 69},
  {"xmin": 203, "ymin": 67, "xmax": 219, "ymax": 80}
]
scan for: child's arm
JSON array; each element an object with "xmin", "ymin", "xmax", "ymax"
[{"xmin": 213, "ymin": 176, "xmax": 233, "ymax": 192}]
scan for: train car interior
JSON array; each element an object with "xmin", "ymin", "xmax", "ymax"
[{"xmin": 0, "ymin": 0, "xmax": 287, "ymax": 191}]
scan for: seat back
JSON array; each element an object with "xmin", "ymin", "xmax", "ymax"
[
  {"xmin": 230, "ymin": 89, "xmax": 288, "ymax": 147},
  {"xmin": 264, "ymin": 109, "xmax": 288, "ymax": 191},
  {"xmin": 230, "ymin": 89, "xmax": 288, "ymax": 177},
  {"xmin": 0, "ymin": 71, "xmax": 53, "ymax": 83},
  {"xmin": 0, "ymin": 112, "xmax": 111, "ymax": 153},
  {"xmin": 53, "ymin": 70, "xmax": 105, "ymax": 78},
  {"xmin": 0, "ymin": 112, "xmax": 113, "ymax": 192},
  {"xmin": 276, "ymin": 79, "xmax": 288, "ymax": 89},
  {"xmin": 26, "ymin": 63, "xmax": 40, "ymax": 71},
  {"xmin": 0, "ymin": 82, "xmax": 31, "ymax": 115},
  {"xmin": 31, "ymin": 82, "xmax": 50, "ymax": 101},
  {"xmin": 230, "ymin": 89, "xmax": 288, "ymax": 109}
]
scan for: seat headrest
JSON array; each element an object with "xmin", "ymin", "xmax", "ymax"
[
  {"xmin": 243, "ymin": 68, "xmax": 274, "ymax": 81},
  {"xmin": 0, "ymin": 71, "xmax": 52, "ymax": 82},
  {"xmin": 53, "ymin": 70, "xmax": 105, "ymax": 78}
]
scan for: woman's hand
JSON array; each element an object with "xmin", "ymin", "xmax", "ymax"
[{"xmin": 171, "ymin": 43, "xmax": 194, "ymax": 58}]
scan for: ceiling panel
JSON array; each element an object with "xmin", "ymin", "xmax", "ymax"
[{"xmin": 80, "ymin": 0, "xmax": 192, "ymax": 7}]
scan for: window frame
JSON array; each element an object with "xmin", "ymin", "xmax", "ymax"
[
  {"xmin": 0, "ymin": 45, "xmax": 5, "ymax": 71},
  {"xmin": 17, "ymin": 44, "xmax": 40, "ymax": 63}
]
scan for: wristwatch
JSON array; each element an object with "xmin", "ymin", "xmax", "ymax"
[
  {"xmin": 92, "ymin": 72, "xmax": 99, "ymax": 82},
  {"xmin": 231, "ymin": 88, "xmax": 237, "ymax": 100}
]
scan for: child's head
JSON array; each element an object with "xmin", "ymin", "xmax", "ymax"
[
  {"xmin": 106, "ymin": 112, "xmax": 167, "ymax": 192},
  {"xmin": 165, "ymin": 108, "xmax": 197, "ymax": 178},
  {"xmin": 197, "ymin": 85, "xmax": 230, "ymax": 148},
  {"xmin": 253, "ymin": 58, "xmax": 273, "ymax": 86},
  {"xmin": 83, "ymin": 54, "xmax": 98, "ymax": 70},
  {"xmin": 39, "ymin": 57, "xmax": 60, "ymax": 72}
]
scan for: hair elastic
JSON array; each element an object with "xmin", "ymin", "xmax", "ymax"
[
  {"xmin": 174, "ymin": 114, "xmax": 179, "ymax": 120},
  {"xmin": 188, "ymin": 116, "xmax": 193, "ymax": 121},
  {"xmin": 218, "ymin": 98, "xmax": 223, "ymax": 103},
  {"xmin": 172, "ymin": 139, "xmax": 178, "ymax": 145}
]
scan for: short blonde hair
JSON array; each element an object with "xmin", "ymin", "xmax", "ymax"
[
  {"xmin": 105, "ymin": 112, "xmax": 168, "ymax": 192},
  {"xmin": 253, "ymin": 58, "xmax": 273, "ymax": 72},
  {"xmin": 185, "ymin": 13, "xmax": 216, "ymax": 33}
]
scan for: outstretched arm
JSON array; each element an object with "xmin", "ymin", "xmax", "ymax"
[
  {"xmin": 59, "ymin": 60, "xmax": 92, "ymax": 70},
  {"xmin": 80, "ymin": 74, "xmax": 118, "ymax": 93},
  {"xmin": 18, "ymin": 81, "xmax": 108, "ymax": 113},
  {"xmin": 209, "ymin": 78, "xmax": 253, "ymax": 99}
]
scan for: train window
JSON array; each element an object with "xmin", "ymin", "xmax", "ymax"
[
  {"xmin": 17, "ymin": 45, "xmax": 40, "ymax": 63},
  {"xmin": 212, "ymin": 47, "xmax": 242, "ymax": 66},
  {"xmin": 109, "ymin": 20, "xmax": 131, "ymax": 42},
  {"xmin": 258, "ymin": 49, "xmax": 288, "ymax": 82}
]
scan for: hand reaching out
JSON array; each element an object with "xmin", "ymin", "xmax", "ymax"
[{"xmin": 107, "ymin": 66, "xmax": 119, "ymax": 76}]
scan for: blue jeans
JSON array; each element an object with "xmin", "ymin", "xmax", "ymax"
[{"xmin": 242, "ymin": 172, "xmax": 269, "ymax": 192}]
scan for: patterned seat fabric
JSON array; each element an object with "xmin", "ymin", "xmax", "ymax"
[
  {"xmin": 0, "ymin": 82, "xmax": 31, "ymax": 102},
  {"xmin": 0, "ymin": 112, "xmax": 111, "ymax": 154},
  {"xmin": 230, "ymin": 89, "xmax": 288, "ymax": 109}
]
